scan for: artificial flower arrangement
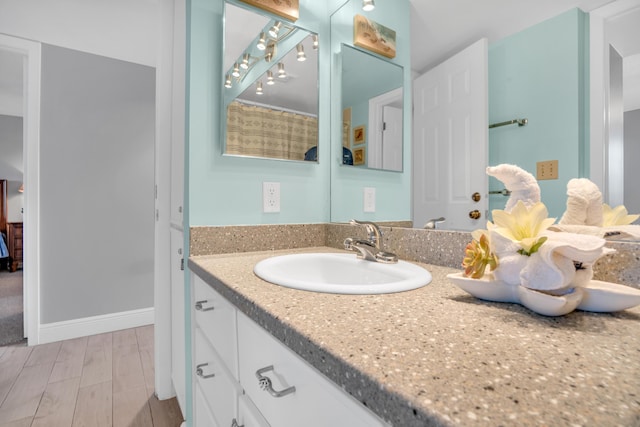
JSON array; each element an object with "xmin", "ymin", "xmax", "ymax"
[{"xmin": 447, "ymin": 165, "xmax": 640, "ymax": 316}]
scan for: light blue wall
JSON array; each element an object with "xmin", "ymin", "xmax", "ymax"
[
  {"xmin": 330, "ymin": 0, "xmax": 412, "ymax": 222},
  {"xmin": 187, "ymin": 0, "xmax": 330, "ymax": 227},
  {"xmin": 488, "ymin": 8, "xmax": 589, "ymax": 219}
]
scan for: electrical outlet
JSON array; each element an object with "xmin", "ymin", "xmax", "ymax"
[
  {"xmin": 363, "ymin": 187, "xmax": 376, "ymax": 213},
  {"xmin": 536, "ymin": 160, "xmax": 559, "ymax": 180},
  {"xmin": 263, "ymin": 182, "xmax": 280, "ymax": 213}
]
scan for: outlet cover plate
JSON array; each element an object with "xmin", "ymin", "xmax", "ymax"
[
  {"xmin": 263, "ymin": 182, "xmax": 280, "ymax": 213},
  {"xmin": 536, "ymin": 160, "xmax": 558, "ymax": 180}
]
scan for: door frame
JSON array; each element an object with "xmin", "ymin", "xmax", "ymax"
[
  {"xmin": 589, "ymin": 0, "xmax": 639, "ymax": 204},
  {"xmin": 368, "ymin": 87, "xmax": 403, "ymax": 170},
  {"xmin": 0, "ymin": 34, "xmax": 41, "ymax": 345}
]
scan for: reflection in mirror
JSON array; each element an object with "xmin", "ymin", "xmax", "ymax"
[
  {"xmin": 340, "ymin": 44, "xmax": 403, "ymax": 171},
  {"xmin": 222, "ymin": 2, "xmax": 319, "ymax": 162}
]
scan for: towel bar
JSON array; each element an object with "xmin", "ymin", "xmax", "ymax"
[
  {"xmin": 489, "ymin": 118, "xmax": 528, "ymax": 129},
  {"xmin": 489, "ymin": 188, "xmax": 511, "ymax": 196}
]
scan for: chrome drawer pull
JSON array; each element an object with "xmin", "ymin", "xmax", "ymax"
[
  {"xmin": 231, "ymin": 419, "xmax": 244, "ymax": 427},
  {"xmin": 255, "ymin": 365, "xmax": 295, "ymax": 398},
  {"xmin": 195, "ymin": 300, "xmax": 214, "ymax": 311},
  {"xmin": 196, "ymin": 363, "xmax": 215, "ymax": 379}
]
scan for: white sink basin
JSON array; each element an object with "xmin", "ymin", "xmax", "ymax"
[{"xmin": 254, "ymin": 253, "xmax": 432, "ymax": 294}]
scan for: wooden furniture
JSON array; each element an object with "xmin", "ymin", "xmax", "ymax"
[
  {"xmin": 0, "ymin": 179, "xmax": 6, "ymax": 235},
  {"xmin": 7, "ymin": 222, "xmax": 23, "ymax": 272}
]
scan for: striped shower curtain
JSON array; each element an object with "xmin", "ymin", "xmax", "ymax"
[{"xmin": 226, "ymin": 101, "xmax": 318, "ymax": 160}]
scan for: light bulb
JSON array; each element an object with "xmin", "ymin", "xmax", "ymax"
[
  {"xmin": 269, "ymin": 21, "xmax": 282, "ymax": 38},
  {"xmin": 312, "ymin": 35, "xmax": 319, "ymax": 50},
  {"xmin": 232, "ymin": 62, "xmax": 240, "ymax": 77},
  {"xmin": 266, "ymin": 70, "xmax": 275, "ymax": 85},
  {"xmin": 256, "ymin": 32, "xmax": 267, "ymax": 50},
  {"xmin": 256, "ymin": 80, "xmax": 263, "ymax": 95},
  {"xmin": 277, "ymin": 62, "xmax": 286, "ymax": 78},
  {"xmin": 224, "ymin": 74, "xmax": 232, "ymax": 88},
  {"xmin": 362, "ymin": 0, "xmax": 375, "ymax": 11},
  {"xmin": 240, "ymin": 53, "xmax": 250, "ymax": 70},
  {"xmin": 296, "ymin": 44, "xmax": 306, "ymax": 62}
]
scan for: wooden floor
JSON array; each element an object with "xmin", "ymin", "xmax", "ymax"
[{"xmin": 0, "ymin": 326, "xmax": 184, "ymax": 427}]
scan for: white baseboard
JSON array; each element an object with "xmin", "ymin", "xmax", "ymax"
[{"xmin": 38, "ymin": 307, "xmax": 154, "ymax": 344}]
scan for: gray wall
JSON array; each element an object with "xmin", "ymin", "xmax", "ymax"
[
  {"xmin": 40, "ymin": 45, "xmax": 155, "ymax": 323},
  {"xmin": 624, "ymin": 109, "xmax": 640, "ymax": 214},
  {"xmin": 0, "ymin": 115, "xmax": 24, "ymax": 222}
]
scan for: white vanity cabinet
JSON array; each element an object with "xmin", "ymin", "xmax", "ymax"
[
  {"xmin": 193, "ymin": 275, "xmax": 238, "ymax": 376},
  {"xmin": 191, "ymin": 273, "xmax": 388, "ymax": 427},
  {"xmin": 236, "ymin": 312, "xmax": 388, "ymax": 427},
  {"xmin": 194, "ymin": 327, "xmax": 241, "ymax": 426}
]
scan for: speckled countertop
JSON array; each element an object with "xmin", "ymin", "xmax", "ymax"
[{"xmin": 189, "ymin": 247, "xmax": 640, "ymax": 427}]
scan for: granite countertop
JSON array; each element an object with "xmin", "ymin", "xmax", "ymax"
[{"xmin": 189, "ymin": 247, "xmax": 640, "ymax": 427}]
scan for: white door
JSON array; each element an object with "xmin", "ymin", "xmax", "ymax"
[
  {"xmin": 368, "ymin": 87, "xmax": 403, "ymax": 171},
  {"xmin": 413, "ymin": 38, "xmax": 488, "ymax": 231},
  {"xmin": 382, "ymin": 105, "xmax": 403, "ymax": 171}
]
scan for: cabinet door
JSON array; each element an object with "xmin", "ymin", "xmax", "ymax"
[
  {"xmin": 170, "ymin": 228, "xmax": 186, "ymax": 413},
  {"xmin": 195, "ymin": 327, "xmax": 241, "ymax": 426},
  {"xmin": 237, "ymin": 394, "xmax": 270, "ymax": 427},
  {"xmin": 193, "ymin": 275, "xmax": 238, "ymax": 376},
  {"xmin": 237, "ymin": 313, "xmax": 387, "ymax": 427},
  {"xmin": 195, "ymin": 382, "xmax": 220, "ymax": 427}
]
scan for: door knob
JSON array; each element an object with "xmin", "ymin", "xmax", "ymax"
[
  {"xmin": 471, "ymin": 192, "xmax": 481, "ymax": 202},
  {"xmin": 469, "ymin": 210, "xmax": 481, "ymax": 220}
]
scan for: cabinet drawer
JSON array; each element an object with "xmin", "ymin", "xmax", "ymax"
[
  {"xmin": 237, "ymin": 394, "xmax": 270, "ymax": 427},
  {"xmin": 237, "ymin": 312, "xmax": 387, "ymax": 427},
  {"xmin": 195, "ymin": 382, "xmax": 221, "ymax": 427},
  {"xmin": 193, "ymin": 275, "xmax": 238, "ymax": 375},
  {"xmin": 195, "ymin": 327, "xmax": 241, "ymax": 426}
]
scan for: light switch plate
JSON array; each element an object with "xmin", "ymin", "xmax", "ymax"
[
  {"xmin": 364, "ymin": 187, "xmax": 376, "ymax": 213},
  {"xmin": 537, "ymin": 160, "xmax": 558, "ymax": 180}
]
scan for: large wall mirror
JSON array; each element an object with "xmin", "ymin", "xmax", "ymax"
[
  {"xmin": 222, "ymin": 1, "xmax": 319, "ymax": 162},
  {"xmin": 340, "ymin": 44, "xmax": 403, "ymax": 171}
]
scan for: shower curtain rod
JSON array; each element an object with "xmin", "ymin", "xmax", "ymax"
[{"xmin": 489, "ymin": 118, "xmax": 528, "ymax": 129}]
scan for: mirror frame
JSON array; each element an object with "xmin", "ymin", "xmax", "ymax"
[{"xmin": 221, "ymin": 0, "xmax": 320, "ymax": 163}]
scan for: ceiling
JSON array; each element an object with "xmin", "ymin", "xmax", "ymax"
[
  {"xmin": 408, "ymin": 0, "xmax": 640, "ymax": 111},
  {"xmin": 408, "ymin": 0, "xmax": 615, "ymax": 73}
]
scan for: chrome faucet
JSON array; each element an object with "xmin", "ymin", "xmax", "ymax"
[
  {"xmin": 424, "ymin": 217, "xmax": 446, "ymax": 229},
  {"xmin": 344, "ymin": 219, "xmax": 398, "ymax": 263}
]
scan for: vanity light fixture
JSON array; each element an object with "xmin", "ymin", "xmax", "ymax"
[
  {"xmin": 268, "ymin": 21, "xmax": 282, "ymax": 38},
  {"xmin": 231, "ymin": 62, "xmax": 240, "ymax": 77},
  {"xmin": 256, "ymin": 80, "xmax": 264, "ymax": 95},
  {"xmin": 266, "ymin": 70, "xmax": 275, "ymax": 85},
  {"xmin": 256, "ymin": 32, "xmax": 267, "ymax": 50},
  {"xmin": 362, "ymin": 0, "xmax": 375, "ymax": 11},
  {"xmin": 296, "ymin": 43, "xmax": 306, "ymax": 61},
  {"xmin": 240, "ymin": 53, "xmax": 251, "ymax": 70},
  {"xmin": 224, "ymin": 74, "xmax": 232, "ymax": 88},
  {"xmin": 312, "ymin": 35, "xmax": 319, "ymax": 50},
  {"xmin": 277, "ymin": 62, "xmax": 287, "ymax": 78}
]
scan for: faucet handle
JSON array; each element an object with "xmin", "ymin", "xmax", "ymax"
[{"xmin": 349, "ymin": 219, "xmax": 381, "ymax": 246}]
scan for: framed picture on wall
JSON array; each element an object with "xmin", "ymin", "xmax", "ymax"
[
  {"xmin": 353, "ymin": 125, "xmax": 365, "ymax": 144},
  {"xmin": 353, "ymin": 147, "xmax": 365, "ymax": 165},
  {"xmin": 353, "ymin": 14, "xmax": 397, "ymax": 59},
  {"xmin": 239, "ymin": 0, "xmax": 299, "ymax": 21}
]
